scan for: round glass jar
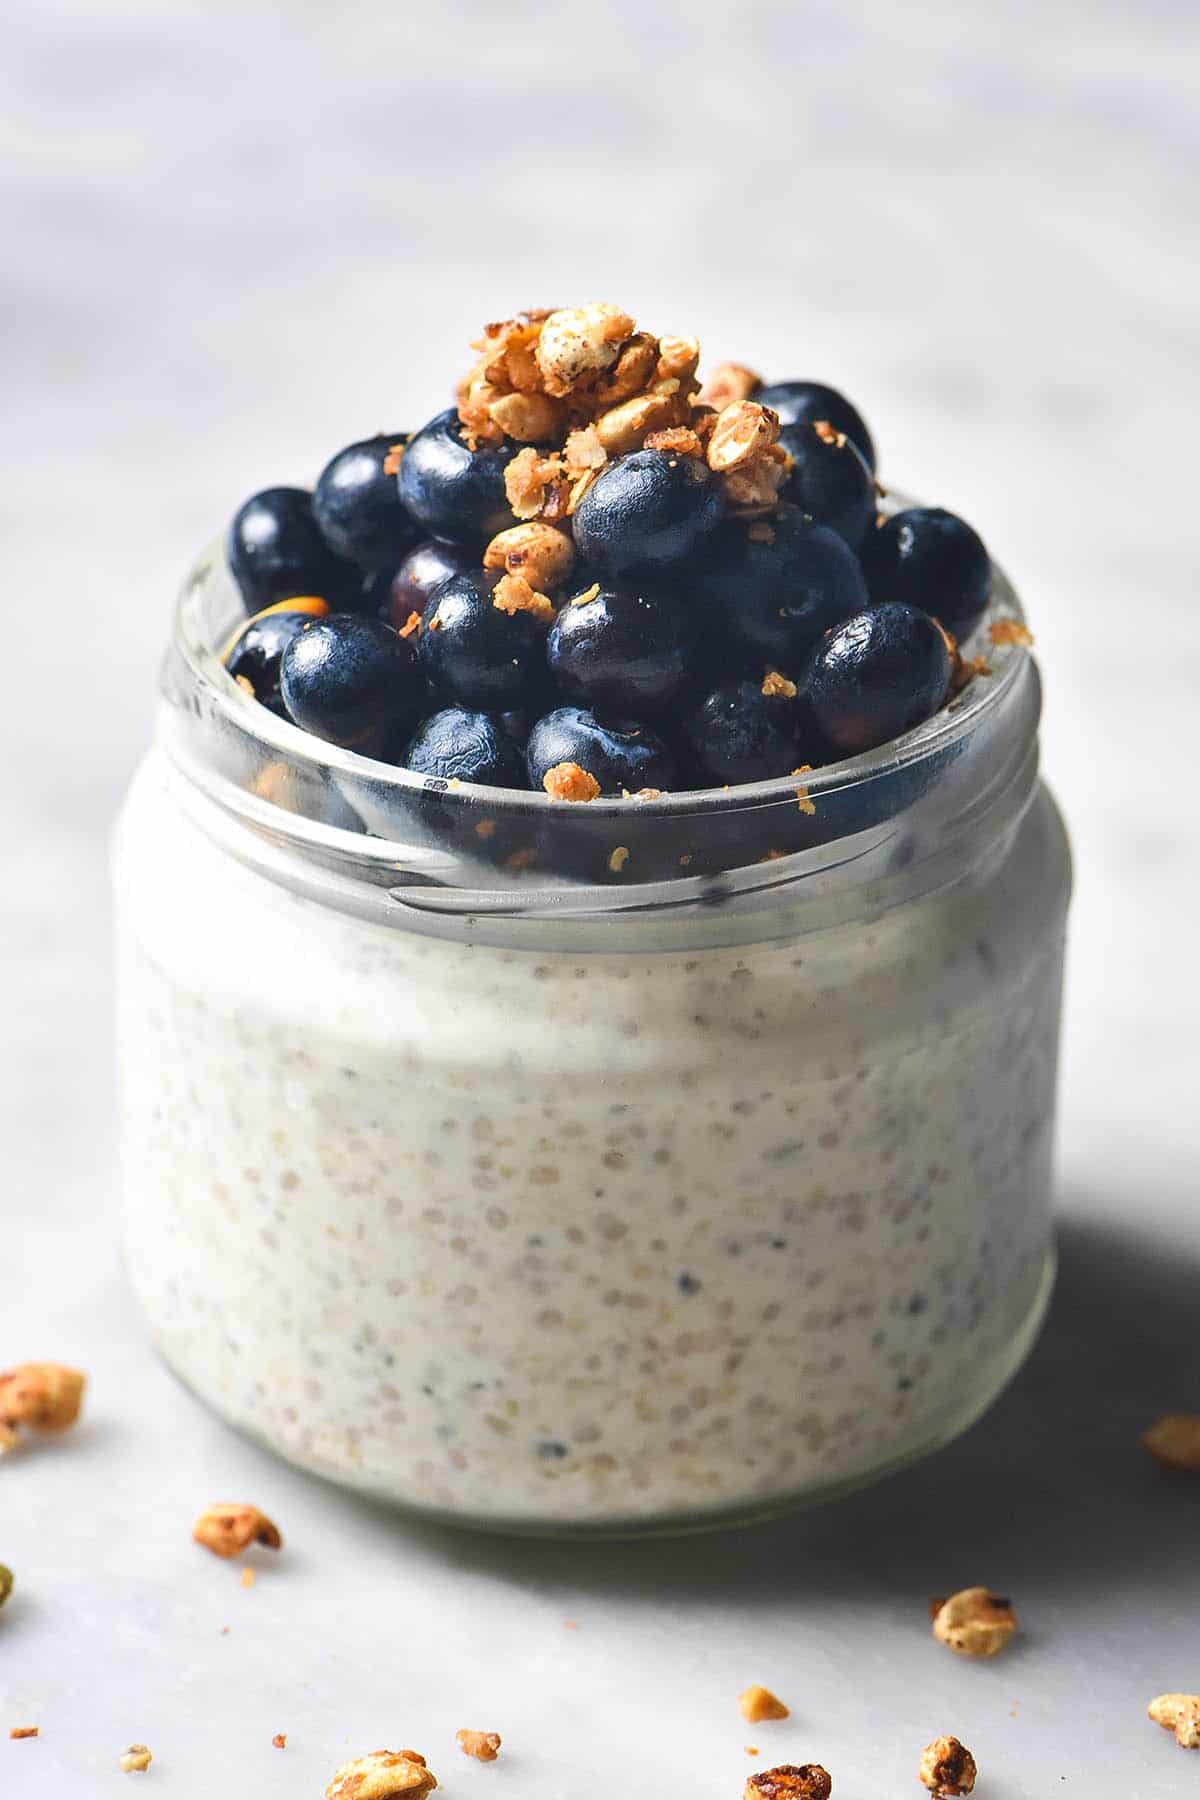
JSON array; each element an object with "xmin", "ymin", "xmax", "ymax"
[{"xmin": 113, "ymin": 539, "xmax": 1071, "ymax": 1535}]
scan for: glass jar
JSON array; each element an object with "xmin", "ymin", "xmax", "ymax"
[{"xmin": 113, "ymin": 537, "xmax": 1071, "ymax": 1535}]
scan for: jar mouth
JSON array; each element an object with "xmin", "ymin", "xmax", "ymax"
[{"xmin": 161, "ymin": 512, "xmax": 1038, "ymax": 900}]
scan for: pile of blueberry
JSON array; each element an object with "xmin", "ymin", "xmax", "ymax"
[{"xmin": 222, "ymin": 307, "xmax": 996, "ymax": 802}]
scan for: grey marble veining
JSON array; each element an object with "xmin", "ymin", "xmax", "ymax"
[{"xmin": 3, "ymin": 1, "xmax": 1198, "ymax": 1794}]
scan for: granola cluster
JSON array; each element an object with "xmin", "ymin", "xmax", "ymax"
[
  {"xmin": 0, "ymin": 1362, "xmax": 86, "ymax": 1453},
  {"xmin": 191, "ymin": 1503, "xmax": 283, "ymax": 1559},
  {"xmin": 918, "ymin": 1736, "xmax": 977, "ymax": 1796},
  {"xmin": 929, "ymin": 1586, "xmax": 1018, "ymax": 1657},
  {"xmin": 325, "ymin": 1748, "xmax": 438, "ymax": 1800},
  {"xmin": 1148, "ymin": 1693, "xmax": 1200, "ymax": 1749}
]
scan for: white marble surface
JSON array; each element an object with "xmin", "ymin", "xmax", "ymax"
[{"xmin": 4, "ymin": 0, "xmax": 1199, "ymax": 1793}]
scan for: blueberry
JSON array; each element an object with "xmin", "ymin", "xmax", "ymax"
[
  {"xmin": 694, "ymin": 505, "xmax": 870, "ymax": 671},
  {"xmin": 396, "ymin": 408, "xmax": 518, "ymax": 546},
  {"xmin": 227, "ymin": 486, "xmax": 360, "ymax": 614},
  {"xmin": 779, "ymin": 421, "xmax": 876, "ymax": 550},
  {"xmin": 684, "ymin": 680, "xmax": 802, "ymax": 786},
  {"xmin": 375, "ymin": 539, "xmax": 472, "ymax": 630},
  {"xmin": 756, "ymin": 380, "xmax": 877, "ymax": 472},
  {"xmin": 800, "ymin": 603, "xmax": 952, "ymax": 755},
  {"xmin": 862, "ymin": 507, "xmax": 990, "ymax": 637},
  {"xmin": 572, "ymin": 449, "xmax": 724, "ymax": 580},
  {"xmin": 313, "ymin": 434, "xmax": 421, "ymax": 571},
  {"xmin": 526, "ymin": 707, "xmax": 679, "ymax": 795},
  {"xmin": 547, "ymin": 582, "xmax": 695, "ymax": 714},
  {"xmin": 418, "ymin": 570, "xmax": 547, "ymax": 710},
  {"xmin": 222, "ymin": 599, "xmax": 329, "ymax": 715},
  {"xmin": 399, "ymin": 708, "xmax": 526, "ymax": 788},
  {"xmin": 280, "ymin": 614, "xmax": 424, "ymax": 750}
]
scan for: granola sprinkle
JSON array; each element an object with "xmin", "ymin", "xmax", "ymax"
[
  {"xmin": 0, "ymin": 1362, "xmax": 86, "ymax": 1439},
  {"xmin": 456, "ymin": 1730, "xmax": 502, "ymax": 1762},
  {"xmin": 1142, "ymin": 1413, "xmax": 1200, "ymax": 1472},
  {"xmin": 542, "ymin": 762, "xmax": 601, "ymax": 803},
  {"xmin": 273, "ymin": 1733, "xmax": 288, "ymax": 1749},
  {"xmin": 1148, "ymin": 1694, "xmax": 1200, "ymax": 1748},
  {"xmin": 761, "ymin": 671, "xmax": 797, "ymax": 700},
  {"xmin": 325, "ymin": 1749, "xmax": 438, "ymax": 1800},
  {"xmin": 192, "ymin": 1503, "xmax": 283, "ymax": 1559},
  {"xmin": 738, "ymin": 1685, "xmax": 791, "ymax": 1723},
  {"xmin": 918, "ymin": 1735, "xmax": 977, "ymax": 1796},
  {"xmin": 930, "ymin": 1586, "xmax": 1017, "ymax": 1657},
  {"xmin": 9, "ymin": 1727, "xmax": 39, "ymax": 1740},
  {"xmin": 745, "ymin": 1764, "xmax": 832, "ymax": 1800},
  {"xmin": 119, "ymin": 1745, "xmax": 153, "ymax": 1773}
]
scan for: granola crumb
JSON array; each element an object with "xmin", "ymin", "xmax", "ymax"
[
  {"xmin": 643, "ymin": 426, "xmax": 703, "ymax": 456},
  {"xmin": 569, "ymin": 582, "xmax": 602, "ymax": 607},
  {"xmin": 989, "ymin": 618, "xmax": 1034, "ymax": 647},
  {"xmin": 812, "ymin": 419, "xmax": 845, "ymax": 448},
  {"xmin": 273, "ymin": 1734, "xmax": 288, "ymax": 1749},
  {"xmin": 10, "ymin": 1727, "xmax": 39, "ymax": 1740},
  {"xmin": 744, "ymin": 1764, "xmax": 832, "ymax": 1800},
  {"xmin": 456, "ymin": 1730, "xmax": 502, "ymax": 1763},
  {"xmin": 1149, "ymin": 1694, "xmax": 1200, "ymax": 1748},
  {"xmin": 505, "ymin": 847, "xmax": 538, "ymax": 872},
  {"xmin": 633, "ymin": 787, "xmax": 662, "ymax": 800},
  {"xmin": 397, "ymin": 611, "xmax": 423, "ymax": 639},
  {"xmin": 240, "ymin": 1565, "xmax": 256, "ymax": 1589},
  {"xmin": 748, "ymin": 521, "xmax": 776, "ymax": 544},
  {"xmin": 930, "ymin": 1586, "xmax": 1017, "ymax": 1657},
  {"xmin": 738, "ymin": 1685, "xmax": 790, "ymax": 1723},
  {"xmin": 707, "ymin": 401, "xmax": 780, "ymax": 474},
  {"xmin": 234, "ymin": 672, "xmax": 256, "ymax": 697},
  {"xmin": 745, "ymin": 1746, "xmax": 760, "ymax": 1757},
  {"xmin": 563, "ymin": 1618, "xmax": 579, "ymax": 1629},
  {"xmin": 192, "ymin": 1504, "xmax": 283, "ymax": 1559},
  {"xmin": 679, "ymin": 853, "xmax": 693, "ymax": 866},
  {"xmin": 504, "ymin": 447, "xmax": 567, "ymax": 521},
  {"xmin": 608, "ymin": 846, "xmax": 630, "ymax": 873},
  {"xmin": 1143, "ymin": 1413, "xmax": 1200, "ymax": 1472},
  {"xmin": 382, "ymin": 442, "xmax": 406, "ymax": 477},
  {"xmin": 483, "ymin": 521, "xmax": 576, "ymax": 594},
  {"xmin": 918, "ymin": 1735, "xmax": 976, "ymax": 1795},
  {"xmin": 119, "ymin": 1744, "xmax": 153, "ymax": 1773},
  {"xmin": 792, "ymin": 765, "xmax": 816, "ymax": 816},
  {"xmin": 761, "ymin": 670, "xmax": 797, "ymax": 699},
  {"xmin": 474, "ymin": 819, "xmax": 498, "ymax": 840},
  {"xmin": 0, "ymin": 1362, "xmax": 86, "ymax": 1438},
  {"xmin": 542, "ymin": 762, "xmax": 601, "ymax": 803},
  {"xmin": 491, "ymin": 572, "xmax": 556, "ymax": 623},
  {"xmin": 325, "ymin": 1749, "xmax": 438, "ymax": 1800},
  {"xmin": 563, "ymin": 424, "xmax": 607, "ymax": 475},
  {"xmin": 700, "ymin": 362, "xmax": 762, "ymax": 409}
]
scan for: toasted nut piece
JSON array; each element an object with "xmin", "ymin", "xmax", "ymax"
[
  {"xmin": 1143, "ymin": 1413, "xmax": 1200, "ymax": 1472},
  {"xmin": 745, "ymin": 1765, "xmax": 832, "ymax": 1800},
  {"xmin": 536, "ymin": 303, "xmax": 636, "ymax": 397},
  {"xmin": 989, "ymin": 618, "xmax": 1034, "ymax": 648},
  {"xmin": 918, "ymin": 1736, "xmax": 976, "ymax": 1795},
  {"xmin": 707, "ymin": 401, "xmax": 780, "ymax": 473},
  {"xmin": 0, "ymin": 1566, "xmax": 12, "ymax": 1609},
  {"xmin": 594, "ymin": 332, "xmax": 660, "ymax": 405},
  {"xmin": 486, "ymin": 391, "xmax": 563, "ymax": 444},
  {"xmin": 607, "ymin": 846, "xmax": 630, "ymax": 873},
  {"xmin": 1149, "ymin": 1694, "xmax": 1200, "ymax": 1747},
  {"xmin": 484, "ymin": 522, "xmax": 576, "ymax": 593},
  {"xmin": 596, "ymin": 392, "xmax": 682, "ymax": 455},
  {"xmin": 504, "ymin": 447, "xmax": 567, "ymax": 521},
  {"xmin": 656, "ymin": 334, "xmax": 701, "ymax": 386},
  {"xmin": 721, "ymin": 441, "xmax": 791, "ymax": 514},
  {"xmin": 0, "ymin": 1363, "xmax": 86, "ymax": 1433},
  {"xmin": 491, "ymin": 573, "xmax": 556, "ymax": 623},
  {"xmin": 762, "ymin": 671, "xmax": 797, "ymax": 699},
  {"xmin": 739, "ymin": 1686, "xmax": 790, "ymax": 1723},
  {"xmin": 192, "ymin": 1504, "xmax": 283, "ymax": 1559},
  {"xmin": 931, "ymin": 1586, "xmax": 1017, "ymax": 1657},
  {"xmin": 456, "ymin": 1730, "xmax": 502, "ymax": 1762},
  {"xmin": 563, "ymin": 424, "xmax": 607, "ymax": 476},
  {"xmin": 119, "ymin": 1744, "xmax": 153, "ymax": 1773},
  {"xmin": 700, "ymin": 362, "xmax": 763, "ymax": 408},
  {"xmin": 543, "ymin": 762, "xmax": 601, "ymax": 803},
  {"xmin": 326, "ymin": 1749, "xmax": 438, "ymax": 1800}
]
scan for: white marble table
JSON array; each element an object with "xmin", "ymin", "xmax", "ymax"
[{"xmin": 4, "ymin": 0, "xmax": 1198, "ymax": 1793}]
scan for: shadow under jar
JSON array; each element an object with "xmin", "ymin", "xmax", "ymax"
[{"xmin": 113, "ymin": 540, "xmax": 1071, "ymax": 1536}]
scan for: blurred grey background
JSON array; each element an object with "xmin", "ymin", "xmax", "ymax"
[{"xmin": 3, "ymin": 3, "xmax": 1199, "ymax": 1795}]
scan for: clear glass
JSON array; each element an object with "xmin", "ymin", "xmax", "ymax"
[{"xmin": 112, "ymin": 535, "xmax": 1071, "ymax": 1535}]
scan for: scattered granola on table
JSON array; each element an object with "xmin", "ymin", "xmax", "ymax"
[
  {"xmin": 119, "ymin": 1744, "xmax": 153, "ymax": 1773},
  {"xmin": 739, "ymin": 1685, "xmax": 791, "ymax": 1723},
  {"xmin": 1148, "ymin": 1693, "xmax": 1200, "ymax": 1748},
  {"xmin": 191, "ymin": 1503, "xmax": 283, "ymax": 1558},
  {"xmin": 273, "ymin": 1733, "xmax": 288, "ymax": 1749},
  {"xmin": 1142, "ymin": 1413, "xmax": 1200, "ymax": 1472},
  {"xmin": 0, "ymin": 1565, "xmax": 12, "ymax": 1610},
  {"xmin": 930, "ymin": 1585, "xmax": 1018, "ymax": 1656},
  {"xmin": 9, "ymin": 1726, "xmax": 39, "ymax": 1740},
  {"xmin": 456, "ymin": 1729, "xmax": 502, "ymax": 1762},
  {"xmin": 0, "ymin": 1362, "xmax": 86, "ymax": 1450},
  {"xmin": 745, "ymin": 1764, "xmax": 832, "ymax": 1800},
  {"xmin": 918, "ymin": 1736, "xmax": 976, "ymax": 1796},
  {"xmin": 325, "ymin": 1748, "xmax": 438, "ymax": 1800}
]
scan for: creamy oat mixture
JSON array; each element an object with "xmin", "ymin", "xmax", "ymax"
[{"xmin": 114, "ymin": 752, "xmax": 1067, "ymax": 1527}]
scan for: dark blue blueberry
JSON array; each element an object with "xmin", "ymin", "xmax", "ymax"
[
  {"xmin": 418, "ymin": 570, "xmax": 547, "ymax": 710},
  {"xmin": 694, "ymin": 505, "xmax": 870, "ymax": 671},
  {"xmin": 572, "ymin": 449, "xmax": 725, "ymax": 580},
  {"xmin": 399, "ymin": 708, "xmax": 526, "ymax": 788},
  {"xmin": 280, "ymin": 614, "xmax": 424, "ymax": 750},
  {"xmin": 779, "ymin": 421, "xmax": 876, "ymax": 550},
  {"xmin": 862, "ymin": 507, "xmax": 991, "ymax": 637},
  {"xmin": 684, "ymin": 680, "xmax": 802, "ymax": 786},
  {"xmin": 227, "ymin": 486, "xmax": 360, "ymax": 614},
  {"xmin": 396, "ymin": 408, "xmax": 518, "ymax": 546},
  {"xmin": 222, "ymin": 600, "xmax": 328, "ymax": 715},
  {"xmin": 799, "ymin": 603, "xmax": 952, "ymax": 755},
  {"xmin": 756, "ymin": 380, "xmax": 877, "ymax": 472},
  {"xmin": 547, "ymin": 582, "xmax": 695, "ymax": 714},
  {"xmin": 526, "ymin": 707, "xmax": 679, "ymax": 796},
  {"xmin": 374, "ymin": 538, "xmax": 472, "ymax": 631},
  {"xmin": 313, "ymin": 434, "xmax": 421, "ymax": 571}
]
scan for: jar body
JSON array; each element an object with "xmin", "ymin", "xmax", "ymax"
[{"xmin": 114, "ymin": 748, "xmax": 1069, "ymax": 1532}]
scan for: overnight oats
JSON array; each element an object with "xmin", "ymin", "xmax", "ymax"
[{"xmin": 113, "ymin": 304, "xmax": 1071, "ymax": 1533}]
